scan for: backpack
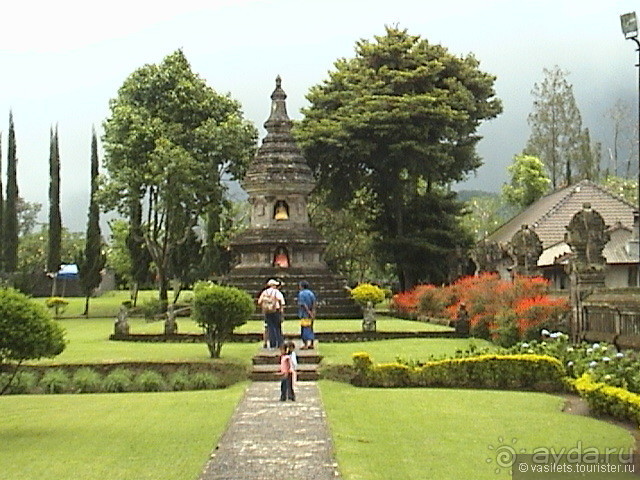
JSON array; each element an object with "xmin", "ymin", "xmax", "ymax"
[{"xmin": 261, "ymin": 292, "xmax": 280, "ymax": 313}]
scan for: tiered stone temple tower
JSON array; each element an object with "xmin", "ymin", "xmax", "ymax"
[{"xmin": 225, "ymin": 76, "xmax": 362, "ymax": 319}]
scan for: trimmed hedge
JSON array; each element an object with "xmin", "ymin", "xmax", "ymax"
[
  {"xmin": 571, "ymin": 373, "xmax": 640, "ymax": 426},
  {"xmin": 352, "ymin": 352, "xmax": 565, "ymax": 391}
]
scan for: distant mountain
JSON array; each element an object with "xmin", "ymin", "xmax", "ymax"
[{"xmin": 454, "ymin": 189, "xmax": 498, "ymax": 202}]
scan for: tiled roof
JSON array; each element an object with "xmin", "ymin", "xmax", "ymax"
[
  {"xmin": 605, "ymin": 224, "xmax": 637, "ymax": 264},
  {"xmin": 487, "ymin": 180, "xmax": 636, "ymax": 249}
]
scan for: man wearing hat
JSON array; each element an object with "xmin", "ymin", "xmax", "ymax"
[{"xmin": 258, "ymin": 279, "xmax": 286, "ymax": 348}]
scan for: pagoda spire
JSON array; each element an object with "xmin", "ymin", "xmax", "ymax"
[{"xmin": 264, "ymin": 75, "xmax": 291, "ymax": 133}]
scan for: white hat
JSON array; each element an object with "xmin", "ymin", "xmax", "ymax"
[{"xmin": 267, "ymin": 279, "xmax": 279, "ymax": 286}]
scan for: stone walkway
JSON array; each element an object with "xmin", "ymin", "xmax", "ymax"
[{"xmin": 199, "ymin": 382, "xmax": 341, "ymax": 480}]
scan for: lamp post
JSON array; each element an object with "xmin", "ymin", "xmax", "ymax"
[{"xmin": 620, "ymin": 11, "xmax": 640, "ymax": 284}]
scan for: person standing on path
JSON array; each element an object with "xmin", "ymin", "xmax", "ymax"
[
  {"xmin": 258, "ymin": 279, "xmax": 285, "ymax": 348},
  {"xmin": 279, "ymin": 343, "xmax": 295, "ymax": 401},
  {"xmin": 297, "ymin": 280, "xmax": 316, "ymax": 349}
]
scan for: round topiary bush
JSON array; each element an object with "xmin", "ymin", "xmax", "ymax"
[{"xmin": 350, "ymin": 283, "xmax": 385, "ymax": 307}]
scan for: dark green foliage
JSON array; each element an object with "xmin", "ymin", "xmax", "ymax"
[
  {"xmin": 3, "ymin": 112, "xmax": 19, "ymax": 272},
  {"xmin": 0, "ymin": 370, "xmax": 38, "ymax": 394},
  {"xmin": 47, "ymin": 127, "xmax": 62, "ymax": 274},
  {"xmin": 0, "ymin": 136, "xmax": 3, "ymax": 270},
  {"xmin": 72, "ymin": 367, "xmax": 103, "ymax": 393},
  {"xmin": 101, "ymin": 50, "xmax": 257, "ymax": 308},
  {"xmin": 103, "ymin": 368, "xmax": 134, "ymax": 392},
  {"xmin": 133, "ymin": 370, "xmax": 166, "ymax": 392},
  {"xmin": 296, "ymin": 27, "xmax": 501, "ymax": 289},
  {"xmin": 192, "ymin": 282, "xmax": 254, "ymax": 358},
  {"xmin": 189, "ymin": 372, "xmax": 220, "ymax": 390},
  {"xmin": 40, "ymin": 369, "xmax": 71, "ymax": 394},
  {"xmin": 0, "ymin": 288, "xmax": 66, "ymax": 365},
  {"xmin": 77, "ymin": 129, "xmax": 106, "ymax": 315},
  {"xmin": 167, "ymin": 369, "xmax": 192, "ymax": 391}
]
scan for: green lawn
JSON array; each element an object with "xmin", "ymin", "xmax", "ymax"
[
  {"xmin": 319, "ymin": 381, "xmax": 635, "ymax": 480},
  {"xmin": 37, "ymin": 290, "xmax": 163, "ymax": 318},
  {"xmin": 318, "ymin": 338, "xmax": 494, "ymax": 365},
  {"xmin": 0, "ymin": 384, "xmax": 247, "ymax": 480},
  {"xmin": 237, "ymin": 316, "xmax": 453, "ymax": 334},
  {"xmin": 31, "ymin": 318, "xmax": 257, "ymax": 365}
]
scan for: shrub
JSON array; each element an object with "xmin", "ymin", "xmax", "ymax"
[
  {"xmin": 350, "ymin": 283, "xmax": 385, "ymax": 306},
  {"xmin": 190, "ymin": 372, "xmax": 220, "ymax": 390},
  {"xmin": 572, "ymin": 373, "xmax": 640, "ymax": 426},
  {"xmin": 72, "ymin": 367, "xmax": 103, "ymax": 393},
  {"xmin": 0, "ymin": 288, "xmax": 66, "ymax": 394},
  {"xmin": 0, "ymin": 371, "xmax": 39, "ymax": 394},
  {"xmin": 139, "ymin": 297, "xmax": 164, "ymax": 320},
  {"xmin": 134, "ymin": 370, "xmax": 167, "ymax": 392},
  {"xmin": 45, "ymin": 297, "xmax": 69, "ymax": 317},
  {"xmin": 40, "ymin": 369, "xmax": 71, "ymax": 394},
  {"xmin": 168, "ymin": 369, "xmax": 192, "ymax": 391},
  {"xmin": 192, "ymin": 282, "xmax": 254, "ymax": 358},
  {"xmin": 103, "ymin": 368, "xmax": 134, "ymax": 392},
  {"xmin": 353, "ymin": 352, "xmax": 564, "ymax": 391},
  {"xmin": 416, "ymin": 285, "xmax": 447, "ymax": 319}
]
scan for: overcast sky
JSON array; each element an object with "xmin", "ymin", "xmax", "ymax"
[{"xmin": 0, "ymin": 0, "xmax": 638, "ymax": 232}]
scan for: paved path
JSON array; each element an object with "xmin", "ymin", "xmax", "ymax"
[{"xmin": 199, "ymin": 382, "xmax": 341, "ymax": 480}]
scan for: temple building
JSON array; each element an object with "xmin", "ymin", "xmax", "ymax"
[{"xmin": 225, "ymin": 77, "xmax": 361, "ymax": 319}]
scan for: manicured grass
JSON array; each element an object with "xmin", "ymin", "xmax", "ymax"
[
  {"xmin": 0, "ymin": 384, "xmax": 247, "ymax": 480},
  {"xmin": 236, "ymin": 317, "xmax": 453, "ymax": 334},
  {"xmin": 319, "ymin": 381, "xmax": 635, "ymax": 480},
  {"xmin": 318, "ymin": 338, "xmax": 494, "ymax": 365},
  {"xmin": 31, "ymin": 318, "xmax": 257, "ymax": 365},
  {"xmin": 37, "ymin": 290, "xmax": 163, "ymax": 318}
]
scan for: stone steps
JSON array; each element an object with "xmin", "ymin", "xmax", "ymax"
[{"xmin": 251, "ymin": 343, "xmax": 323, "ymax": 381}]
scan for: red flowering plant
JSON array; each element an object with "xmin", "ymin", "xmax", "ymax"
[
  {"xmin": 396, "ymin": 273, "xmax": 570, "ymax": 346},
  {"xmin": 514, "ymin": 295, "xmax": 569, "ymax": 340}
]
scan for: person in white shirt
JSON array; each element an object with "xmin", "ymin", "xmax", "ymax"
[{"xmin": 257, "ymin": 279, "xmax": 285, "ymax": 348}]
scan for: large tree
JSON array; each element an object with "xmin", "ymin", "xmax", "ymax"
[
  {"xmin": 0, "ymin": 135, "xmax": 3, "ymax": 270},
  {"xmin": 502, "ymin": 154, "xmax": 550, "ymax": 209},
  {"xmin": 3, "ymin": 112, "xmax": 19, "ymax": 273},
  {"xmin": 525, "ymin": 66, "xmax": 599, "ymax": 188},
  {"xmin": 101, "ymin": 50, "xmax": 257, "ymax": 307},
  {"xmin": 77, "ymin": 129, "xmax": 106, "ymax": 316},
  {"xmin": 47, "ymin": 126, "xmax": 62, "ymax": 275},
  {"xmin": 296, "ymin": 27, "xmax": 502, "ymax": 289}
]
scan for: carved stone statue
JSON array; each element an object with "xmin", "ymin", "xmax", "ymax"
[
  {"xmin": 164, "ymin": 304, "xmax": 178, "ymax": 335},
  {"xmin": 114, "ymin": 304, "xmax": 130, "ymax": 336},
  {"xmin": 472, "ymin": 240, "xmax": 503, "ymax": 273},
  {"xmin": 509, "ymin": 224, "xmax": 543, "ymax": 276},
  {"xmin": 565, "ymin": 203, "xmax": 610, "ymax": 270},
  {"xmin": 362, "ymin": 301, "xmax": 377, "ymax": 332}
]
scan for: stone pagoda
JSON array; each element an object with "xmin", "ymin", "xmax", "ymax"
[{"xmin": 225, "ymin": 77, "xmax": 362, "ymax": 319}]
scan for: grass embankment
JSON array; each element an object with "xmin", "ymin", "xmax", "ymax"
[
  {"xmin": 319, "ymin": 381, "xmax": 635, "ymax": 480},
  {"xmin": 0, "ymin": 384, "xmax": 246, "ymax": 480}
]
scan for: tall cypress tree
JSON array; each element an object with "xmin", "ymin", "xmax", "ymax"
[
  {"xmin": 47, "ymin": 126, "xmax": 62, "ymax": 274},
  {"xmin": 0, "ymin": 134, "xmax": 4, "ymax": 271},
  {"xmin": 3, "ymin": 111, "xmax": 19, "ymax": 273},
  {"xmin": 77, "ymin": 129, "xmax": 106, "ymax": 316}
]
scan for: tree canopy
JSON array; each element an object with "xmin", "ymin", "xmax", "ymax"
[
  {"xmin": 296, "ymin": 27, "xmax": 502, "ymax": 288},
  {"xmin": 502, "ymin": 154, "xmax": 550, "ymax": 209},
  {"xmin": 101, "ymin": 50, "xmax": 257, "ymax": 306},
  {"xmin": 526, "ymin": 66, "xmax": 601, "ymax": 188}
]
